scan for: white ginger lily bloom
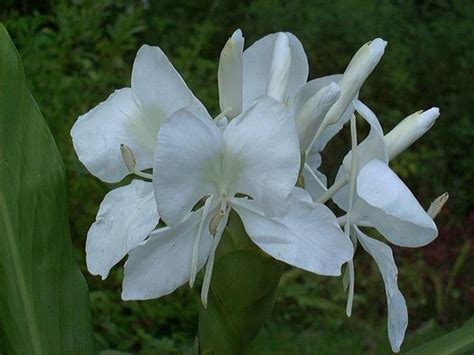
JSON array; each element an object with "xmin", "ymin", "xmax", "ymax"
[
  {"xmin": 71, "ymin": 44, "xmax": 208, "ymax": 279},
  {"xmin": 217, "ymin": 29, "xmax": 341, "ymax": 153},
  {"xmin": 313, "ymin": 100, "xmax": 439, "ymax": 352},
  {"xmin": 121, "ymin": 96, "xmax": 354, "ymax": 306}
]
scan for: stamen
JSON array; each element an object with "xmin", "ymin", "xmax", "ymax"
[
  {"xmin": 214, "ymin": 107, "xmax": 232, "ymax": 121},
  {"xmin": 120, "ymin": 144, "xmax": 153, "ymax": 180},
  {"xmin": 303, "ymin": 163, "xmax": 328, "ymax": 192},
  {"xmin": 201, "ymin": 210, "xmax": 229, "ymax": 308},
  {"xmin": 189, "ymin": 197, "xmax": 214, "ymax": 288}
]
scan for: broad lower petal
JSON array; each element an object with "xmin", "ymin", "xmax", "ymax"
[
  {"xmin": 231, "ymin": 188, "xmax": 353, "ymax": 276},
  {"xmin": 355, "ymin": 228, "xmax": 408, "ymax": 353},
  {"xmin": 122, "ymin": 207, "xmax": 214, "ymax": 300},
  {"xmin": 243, "ymin": 32, "xmax": 308, "ymax": 108},
  {"xmin": 131, "ymin": 44, "xmax": 209, "ymax": 131},
  {"xmin": 86, "ymin": 180, "xmax": 159, "ymax": 279},
  {"xmin": 223, "ymin": 96, "xmax": 300, "ymax": 217},
  {"xmin": 357, "ymin": 160, "xmax": 438, "ymax": 247},
  {"xmin": 71, "ymin": 88, "xmax": 153, "ymax": 183},
  {"xmin": 153, "ymin": 109, "xmax": 222, "ymax": 226}
]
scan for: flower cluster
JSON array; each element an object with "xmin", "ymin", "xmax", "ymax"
[{"xmin": 71, "ymin": 30, "xmax": 446, "ymax": 352}]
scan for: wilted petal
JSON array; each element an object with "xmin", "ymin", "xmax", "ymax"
[
  {"xmin": 355, "ymin": 227, "xmax": 408, "ymax": 353},
  {"xmin": 86, "ymin": 180, "xmax": 159, "ymax": 279},
  {"xmin": 243, "ymin": 32, "xmax": 308, "ymax": 108},
  {"xmin": 131, "ymin": 44, "xmax": 208, "ymax": 131},
  {"xmin": 153, "ymin": 109, "xmax": 221, "ymax": 226},
  {"xmin": 357, "ymin": 160, "xmax": 438, "ymax": 247},
  {"xmin": 231, "ymin": 188, "xmax": 353, "ymax": 276},
  {"xmin": 122, "ymin": 207, "xmax": 214, "ymax": 300},
  {"xmin": 223, "ymin": 96, "xmax": 300, "ymax": 217},
  {"xmin": 71, "ymin": 88, "xmax": 153, "ymax": 183}
]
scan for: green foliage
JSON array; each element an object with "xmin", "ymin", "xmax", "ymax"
[
  {"xmin": 198, "ymin": 212, "xmax": 284, "ymax": 354},
  {"xmin": 0, "ymin": 24, "xmax": 96, "ymax": 354},
  {"xmin": 0, "ymin": 0, "xmax": 472, "ymax": 353}
]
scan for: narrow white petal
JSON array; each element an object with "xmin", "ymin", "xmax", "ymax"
[
  {"xmin": 122, "ymin": 207, "xmax": 214, "ymax": 300},
  {"xmin": 86, "ymin": 180, "xmax": 159, "ymax": 279},
  {"xmin": 357, "ymin": 160, "xmax": 438, "ymax": 247},
  {"xmin": 355, "ymin": 228, "xmax": 408, "ymax": 353},
  {"xmin": 231, "ymin": 188, "xmax": 354, "ymax": 276},
  {"xmin": 131, "ymin": 45, "xmax": 208, "ymax": 130},
  {"xmin": 223, "ymin": 96, "xmax": 300, "ymax": 217},
  {"xmin": 266, "ymin": 33, "xmax": 292, "ymax": 102},
  {"xmin": 71, "ymin": 88, "xmax": 153, "ymax": 183},
  {"xmin": 218, "ymin": 29, "xmax": 244, "ymax": 119},
  {"xmin": 243, "ymin": 32, "xmax": 308, "ymax": 108},
  {"xmin": 153, "ymin": 109, "xmax": 221, "ymax": 226}
]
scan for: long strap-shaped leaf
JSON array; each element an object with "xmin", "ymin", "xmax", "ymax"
[
  {"xmin": 405, "ymin": 317, "xmax": 474, "ymax": 354},
  {"xmin": 0, "ymin": 24, "xmax": 96, "ymax": 354}
]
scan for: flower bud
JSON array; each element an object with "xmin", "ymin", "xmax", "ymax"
[
  {"xmin": 266, "ymin": 32, "xmax": 291, "ymax": 103},
  {"xmin": 323, "ymin": 38, "xmax": 387, "ymax": 128},
  {"xmin": 384, "ymin": 107, "xmax": 440, "ymax": 160},
  {"xmin": 218, "ymin": 29, "xmax": 244, "ymax": 119},
  {"xmin": 295, "ymin": 82, "xmax": 340, "ymax": 152},
  {"xmin": 427, "ymin": 192, "xmax": 449, "ymax": 219}
]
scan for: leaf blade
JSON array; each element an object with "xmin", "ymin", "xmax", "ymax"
[{"xmin": 0, "ymin": 23, "xmax": 96, "ymax": 354}]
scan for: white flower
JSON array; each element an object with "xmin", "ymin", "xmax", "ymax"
[
  {"xmin": 326, "ymin": 100, "xmax": 439, "ymax": 352},
  {"xmin": 217, "ymin": 30, "xmax": 349, "ymax": 154},
  {"xmin": 121, "ymin": 96, "xmax": 354, "ymax": 305},
  {"xmin": 302, "ymin": 39, "xmax": 387, "ymax": 198},
  {"xmin": 71, "ymin": 45, "xmax": 208, "ymax": 279}
]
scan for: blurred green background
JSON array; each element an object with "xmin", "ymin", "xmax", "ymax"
[{"xmin": 1, "ymin": 0, "xmax": 473, "ymax": 353}]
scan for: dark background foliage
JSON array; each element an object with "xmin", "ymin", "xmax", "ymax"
[{"xmin": 1, "ymin": 0, "xmax": 472, "ymax": 353}]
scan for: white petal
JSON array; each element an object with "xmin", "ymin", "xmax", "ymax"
[
  {"xmin": 243, "ymin": 32, "xmax": 308, "ymax": 108},
  {"xmin": 266, "ymin": 33, "xmax": 292, "ymax": 102},
  {"xmin": 131, "ymin": 45, "xmax": 208, "ymax": 129},
  {"xmin": 153, "ymin": 109, "xmax": 222, "ymax": 226},
  {"xmin": 86, "ymin": 180, "xmax": 159, "ymax": 279},
  {"xmin": 295, "ymin": 82, "xmax": 341, "ymax": 152},
  {"xmin": 223, "ymin": 96, "xmax": 300, "ymax": 217},
  {"xmin": 231, "ymin": 188, "xmax": 354, "ymax": 276},
  {"xmin": 122, "ymin": 207, "xmax": 214, "ymax": 300},
  {"xmin": 291, "ymin": 74, "xmax": 342, "ymax": 114},
  {"xmin": 355, "ymin": 228, "xmax": 408, "ymax": 353},
  {"xmin": 333, "ymin": 101, "xmax": 387, "ymax": 211},
  {"xmin": 218, "ymin": 29, "xmax": 244, "ymax": 119},
  {"xmin": 357, "ymin": 160, "xmax": 438, "ymax": 247},
  {"xmin": 71, "ymin": 88, "xmax": 153, "ymax": 183}
]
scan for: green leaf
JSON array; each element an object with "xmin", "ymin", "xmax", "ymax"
[
  {"xmin": 197, "ymin": 211, "xmax": 284, "ymax": 354},
  {"xmin": 0, "ymin": 24, "xmax": 96, "ymax": 354},
  {"xmin": 405, "ymin": 317, "xmax": 474, "ymax": 354}
]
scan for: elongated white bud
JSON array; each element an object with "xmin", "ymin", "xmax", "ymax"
[
  {"xmin": 384, "ymin": 107, "xmax": 440, "ymax": 160},
  {"xmin": 120, "ymin": 144, "xmax": 136, "ymax": 172},
  {"xmin": 266, "ymin": 33, "xmax": 291, "ymax": 103},
  {"xmin": 295, "ymin": 82, "xmax": 340, "ymax": 152},
  {"xmin": 218, "ymin": 29, "xmax": 244, "ymax": 119},
  {"xmin": 427, "ymin": 192, "xmax": 449, "ymax": 219},
  {"xmin": 323, "ymin": 38, "xmax": 387, "ymax": 128}
]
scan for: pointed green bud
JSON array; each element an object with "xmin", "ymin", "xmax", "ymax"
[{"xmin": 427, "ymin": 192, "xmax": 449, "ymax": 219}]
